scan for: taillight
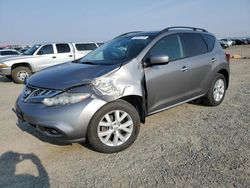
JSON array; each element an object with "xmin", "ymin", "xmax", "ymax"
[{"xmin": 225, "ymin": 53, "xmax": 230, "ymax": 63}]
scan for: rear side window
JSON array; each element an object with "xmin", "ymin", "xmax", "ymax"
[
  {"xmin": 56, "ymin": 43, "xmax": 71, "ymax": 53},
  {"xmin": 149, "ymin": 34, "xmax": 184, "ymax": 61},
  {"xmin": 181, "ymin": 33, "xmax": 208, "ymax": 57},
  {"xmin": 201, "ymin": 34, "xmax": 215, "ymax": 51},
  {"xmin": 75, "ymin": 43, "xmax": 97, "ymax": 51},
  {"xmin": 38, "ymin": 45, "xmax": 54, "ymax": 55},
  {"xmin": 1, "ymin": 51, "xmax": 19, "ymax": 55}
]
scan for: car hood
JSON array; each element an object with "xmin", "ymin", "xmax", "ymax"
[
  {"xmin": 27, "ymin": 62, "xmax": 121, "ymax": 90},
  {"xmin": 0, "ymin": 55, "xmax": 23, "ymax": 62}
]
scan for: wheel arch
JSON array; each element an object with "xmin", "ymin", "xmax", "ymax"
[
  {"xmin": 11, "ymin": 63, "xmax": 33, "ymax": 72},
  {"xmin": 119, "ymin": 95, "xmax": 146, "ymax": 124},
  {"xmin": 217, "ymin": 69, "xmax": 229, "ymax": 89}
]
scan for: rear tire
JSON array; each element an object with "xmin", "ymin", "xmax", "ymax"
[
  {"xmin": 203, "ymin": 73, "xmax": 226, "ymax": 106},
  {"xmin": 87, "ymin": 100, "xmax": 140, "ymax": 153},
  {"xmin": 12, "ymin": 66, "xmax": 31, "ymax": 84}
]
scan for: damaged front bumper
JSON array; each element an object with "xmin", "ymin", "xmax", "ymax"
[{"xmin": 14, "ymin": 95, "xmax": 106, "ymax": 142}]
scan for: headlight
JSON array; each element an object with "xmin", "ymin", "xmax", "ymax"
[
  {"xmin": 42, "ymin": 93, "xmax": 91, "ymax": 106},
  {"xmin": 0, "ymin": 64, "xmax": 7, "ymax": 68}
]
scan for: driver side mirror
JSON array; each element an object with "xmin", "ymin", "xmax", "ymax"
[
  {"xmin": 37, "ymin": 51, "xmax": 43, "ymax": 55},
  {"xmin": 143, "ymin": 55, "xmax": 170, "ymax": 67}
]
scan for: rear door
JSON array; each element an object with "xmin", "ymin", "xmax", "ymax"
[
  {"xmin": 180, "ymin": 33, "xmax": 215, "ymax": 97},
  {"xmin": 54, "ymin": 43, "xmax": 74, "ymax": 63},
  {"xmin": 144, "ymin": 34, "xmax": 191, "ymax": 114}
]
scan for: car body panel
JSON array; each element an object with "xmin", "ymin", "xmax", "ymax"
[{"xmin": 27, "ymin": 62, "xmax": 121, "ymax": 90}]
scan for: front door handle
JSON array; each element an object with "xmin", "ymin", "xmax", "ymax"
[
  {"xmin": 180, "ymin": 66, "xmax": 189, "ymax": 72},
  {"xmin": 69, "ymin": 55, "xmax": 73, "ymax": 57},
  {"xmin": 52, "ymin": 56, "xmax": 56, "ymax": 59}
]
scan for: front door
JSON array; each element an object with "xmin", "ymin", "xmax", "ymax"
[
  {"xmin": 35, "ymin": 44, "xmax": 57, "ymax": 71},
  {"xmin": 144, "ymin": 34, "xmax": 191, "ymax": 114}
]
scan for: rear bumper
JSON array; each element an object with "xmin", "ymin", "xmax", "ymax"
[
  {"xmin": 0, "ymin": 67, "xmax": 11, "ymax": 75},
  {"xmin": 15, "ymin": 96, "xmax": 106, "ymax": 142}
]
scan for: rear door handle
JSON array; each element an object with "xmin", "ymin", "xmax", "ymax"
[
  {"xmin": 180, "ymin": 66, "xmax": 189, "ymax": 72},
  {"xmin": 211, "ymin": 58, "xmax": 217, "ymax": 63},
  {"xmin": 52, "ymin": 56, "xmax": 56, "ymax": 59}
]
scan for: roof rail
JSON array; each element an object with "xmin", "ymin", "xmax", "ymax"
[
  {"xmin": 159, "ymin": 26, "xmax": 208, "ymax": 35},
  {"xmin": 115, "ymin": 31, "xmax": 142, "ymax": 38}
]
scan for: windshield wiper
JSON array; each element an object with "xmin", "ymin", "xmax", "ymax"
[{"xmin": 81, "ymin": 61, "xmax": 97, "ymax": 65}]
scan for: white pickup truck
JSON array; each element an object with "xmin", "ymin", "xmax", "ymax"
[{"xmin": 0, "ymin": 42, "xmax": 102, "ymax": 83}]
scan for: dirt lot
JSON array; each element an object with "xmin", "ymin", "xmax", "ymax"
[{"xmin": 0, "ymin": 46, "xmax": 249, "ymax": 188}]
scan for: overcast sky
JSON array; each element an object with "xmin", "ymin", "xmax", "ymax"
[{"xmin": 0, "ymin": 0, "xmax": 250, "ymax": 45}]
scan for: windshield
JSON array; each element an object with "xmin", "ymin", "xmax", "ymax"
[
  {"xmin": 79, "ymin": 36, "xmax": 152, "ymax": 65},
  {"xmin": 23, "ymin": 44, "xmax": 41, "ymax": 55}
]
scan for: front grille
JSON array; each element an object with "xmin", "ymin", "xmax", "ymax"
[{"xmin": 22, "ymin": 85, "xmax": 60, "ymax": 101}]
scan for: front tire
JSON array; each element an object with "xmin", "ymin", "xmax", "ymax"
[
  {"xmin": 12, "ymin": 66, "xmax": 31, "ymax": 84},
  {"xmin": 87, "ymin": 100, "xmax": 140, "ymax": 153},
  {"xmin": 203, "ymin": 73, "xmax": 226, "ymax": 106}
]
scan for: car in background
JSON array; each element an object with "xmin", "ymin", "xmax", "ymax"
[
  {"xmin": 0, "ymin": 49, "xmax": 21, "ymax": 57},
  {"xmin": 231, "ymin": 39, "xmax": 245, "ymax": 45},
  {"xmin": 246, "ymin": 38, "xmax": 250, "ymax": 44},
  {"xmin": 220, "ymin": 39, "xmax": 233, "ymax": 47},
  {"xmin": 0, "ymin": 42, "xmax": 101, "ymax": 83},
  {"xmin": 242, "ymin": 38, "xmax": 250, "ymax": 45},
  {"xmin": 219, "ymin": 40, "xmax": 229, "ymax": 49}
]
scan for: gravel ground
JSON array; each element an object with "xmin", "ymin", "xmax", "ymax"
[{"xmin": 0, "ymin": 45, "xmax": 249, "ymax": 188}]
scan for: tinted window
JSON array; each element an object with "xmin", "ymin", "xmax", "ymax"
[
  {"xmin": 202, "ymin": 34, "xmax": 215, "ymax": 51},
  {"xmin": 181, "ymin": 33, "xmax": 208, "ymax": 57},
  {"xmin": 38, "ymin": 45, "xmax": 54, "ymax": 55},
  {"xmin": 75, "ymin": 43, "xmax": 97, "ymax": 51},
  {"xmin": 56, "ymin": 43, "xmax": 70, "ymax": 53},
  {"xmin": 149, "ymin": 34, "xmax": 184, "ymax": 61},
  {"xmin": 1, "ymin": 51, "xmax": 19, "ymax": 55}
]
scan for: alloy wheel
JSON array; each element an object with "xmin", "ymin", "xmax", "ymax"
[{"xmin": 97, "ymin": 110, "xmax": 133, "ymax": 147}]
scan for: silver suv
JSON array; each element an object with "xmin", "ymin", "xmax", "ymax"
[{"xmin": 15, "ymin": 27, "xmax": 230, "ymax": 153}]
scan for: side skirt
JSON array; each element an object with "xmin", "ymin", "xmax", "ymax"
[{"xmin": 147, "ymin": 94, "xmax": 204, "ymax": 116}]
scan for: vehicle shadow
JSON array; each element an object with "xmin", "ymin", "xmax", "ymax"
[
  {"xmin": 188, "ymin": 99, "xmax": 209, "ymax": 107},
  {"xmin": 0, "ymin": 151, "xmax": 50, "ymax": 188},
  {"xmin": 0, "ymin": 75, "xmax": 12, "ymax": 82},
  {"xmin": 16, "ymin": 120, "xmax": 72, "ymax": 146}
]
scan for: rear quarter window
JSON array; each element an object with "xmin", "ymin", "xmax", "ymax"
[
  {"xmin": 181, "ymin": 33, "xmax": 208, "ymax": 57},
  {"xmin": 201, "ymin": 34, "xmax": 216, "ymax": 51},
  {"xmin": 75, "ymin": 43, "xmax": 97, "ymax": 51}
]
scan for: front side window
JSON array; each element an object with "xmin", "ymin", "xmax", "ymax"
[
  {"xmin": 56, "ymin": 43, "xmax": 70, "ymax": 53},
  {"xmin": 37, "ymin": 45, "xmax": 54, "ymax": 55},
  {"xmin": 149, "ymin": 34, "xmax": 184, "ymax": 61},
  {"xmin": 23, "ymin": 45, "xmax": 41, "ymax": 55},
  {"xmin": 181, "ymin": 33, "xmax": 208, "ymax": 57}
]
